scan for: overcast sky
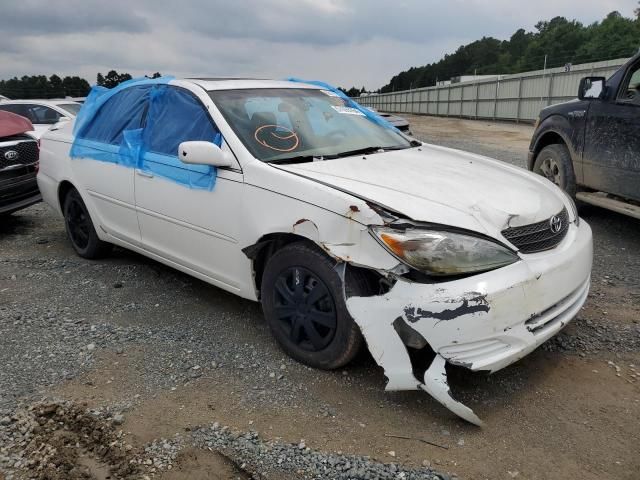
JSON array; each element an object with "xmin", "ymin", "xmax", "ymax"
[{"xmin": 0, "ymin": 0, "xmax": 637, "ymax": 89}]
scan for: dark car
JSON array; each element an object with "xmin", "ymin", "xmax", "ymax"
[
  {"xmin": 366, "ymin": 107, "xmax": 412, "ymax": 135},
  {"xmin": 528, "ymin": 54, "xmax": 640, "ymax": 219},
  {"xmin": 0, "ymin": 111, "xmax": 41, "ymax": 215}
]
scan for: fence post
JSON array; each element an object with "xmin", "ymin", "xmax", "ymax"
[
  {"xmin": 493, "ymin": 80, "xmax": 499, "ymax": 120},
  {"xmin": 474, "ymin": 82, "xmax": 479, "ymax": 119},
  {"xmin": 446, "ymin": 86, "xmax": 450, "ymax": 117},
  {"xmin": 547, "ymin": 72, "xmax": 554, "ymax": 106},
  {"xmin": 516, "ymin": 77, "xmax": 523, "ymax": 123},
  {"xmin": 411, "ymin": 87, "xmax": 415, "ymax": 114}
]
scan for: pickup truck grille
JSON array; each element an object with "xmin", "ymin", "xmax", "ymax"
[
  {"xmin": 0, "ymin": 139, "xmax": 39, "ymax": 170},
  {"xmin": 501, "ymin": 208, "xmax": 569, "ymax": 253}
]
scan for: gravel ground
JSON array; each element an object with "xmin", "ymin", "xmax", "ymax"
[{"xmin": 1, "ymin": 116, "xmax": 639, "ymax": 479}]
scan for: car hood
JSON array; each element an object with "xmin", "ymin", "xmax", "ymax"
[{"xmin": 276, "ymin": 143, "xmax": 565, "ymax": 238}]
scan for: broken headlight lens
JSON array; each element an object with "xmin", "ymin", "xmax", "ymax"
[{"xmin": 372, "ymin": 227, "xmax": 519, "ymax": 276}]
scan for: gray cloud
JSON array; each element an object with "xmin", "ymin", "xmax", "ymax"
[
  {"xmin": 0, "ymin": 0, "xmax": 150, "ymax": 35},
  {"xmin": 0, "ymin": 0, "xmax": 637, "ymax": 90}
]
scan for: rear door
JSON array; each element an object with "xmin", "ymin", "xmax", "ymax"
[
  {"xmin": 582, "ymin": 61, "xmax": 640, "ymax": 201},
  {"xmin": 134, "ymin": 85, "xmax": 246, "ymax": 292},
  {"xmin": 70, "ymin": 85, "xmax": 151, "ymax": 246}
]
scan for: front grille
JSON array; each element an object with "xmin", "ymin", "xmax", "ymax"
[
  {"xmin": 0, "ymin": 140, "xmax": 39, "ymax": 170},
  {"xmin": 501, "ymin": 208, "xmax": 569, "ymax": 253}
]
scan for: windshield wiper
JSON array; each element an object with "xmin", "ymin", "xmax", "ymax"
[
  {"xmin": 266, "ymin": 155, "xmax": 334, "ymax": 164},
  {"xmin": 267, "ymin": 144, "xmax": 416, "ymax": 164}
]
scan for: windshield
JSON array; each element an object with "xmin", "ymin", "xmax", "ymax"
[
  {"xmin": 209, "ymin": 88, "xmax": 412, "ymax": 163},
  {"xmin": 58, "ymin": 103, "xmax": 81, "ymax": 116}
]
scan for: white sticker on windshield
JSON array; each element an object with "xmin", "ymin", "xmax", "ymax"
[
  {"xmin": 331, "ymin": 105, "xmax": 365, "ymax": 116},
  {"xmin": 320, "ymin": 89, "xmax": 341, "ymax": 97}
]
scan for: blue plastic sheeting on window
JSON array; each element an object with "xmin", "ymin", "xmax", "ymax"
[
  {"xmin": 72, "ymin": 77, "xmax": 173, "ymax": 137},
  {"xmin": 142, "ymin": 152, "xmax": 216, "ymax": 190},
  {"xmin": 140, "ymin": 85, "xmax": 222, "ymax": 190},
  {"xmin": 286, "ymin": 78, "xmax": 401, "ymax": 132},
  {"xmin": 70, "ymin": 76, "xmax": 223, "ymax": 191},
  {"xmin": 70, "ymin": 77, "xmax": 172, "ymax": 167},
  {"xmin": 143, "ymin": 85, "xmax": 222, "ymax": 155}
]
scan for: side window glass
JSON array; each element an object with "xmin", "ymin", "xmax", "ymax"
[
  {"xmin": 80, "ymin": 85, "xmax": 151, "ymax": 145},
  {"xmin": 144, "ymin": 86, "xmax": 220, "ymax": 157},
  {"xmin": 0, "ymin": 104, "xmax": 34, "ymax": 123},
  {"xmin": 30, "ymin": 106, "xmax": 61, "ymax": 124},
  {"xmin": 620, "ymin": 65, "xmax": 640, "ymax": 104}
]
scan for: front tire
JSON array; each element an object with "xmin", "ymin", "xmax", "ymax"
[
  {"xmin": 533, "ymin": 143, "xmax": 577, "ymax": 197},
  {"xmin": 261, "ymin": 242, "xmax": 367, "ymax": 370},
  {"xmin": 62, "ymin": 188, "xmax": 112, "ymax": 259}
]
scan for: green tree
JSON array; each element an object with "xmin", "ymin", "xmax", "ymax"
[
  {"xmin": 379, "ymin": 10, "xmax": 639, "ymax": 93},
  {"xmin": 96, "ymin": 70, "xmax": 133, "ymax": 88}
]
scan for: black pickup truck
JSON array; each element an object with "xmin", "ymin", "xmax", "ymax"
[{"xmin": 528, "ymin": 54, "xmax": 640, "ymax": 219}]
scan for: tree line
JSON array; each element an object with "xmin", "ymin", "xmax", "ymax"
[
  {"xmin": 0, "ymin": 70, "xmax": 162, "ymax": 99},
  {"xmin": 365, "ymin": 9, "xmax": 640, "ymax": 94}
]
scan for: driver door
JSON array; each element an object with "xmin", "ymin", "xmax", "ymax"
[
  {"xmin": 583, "ymin": 61, "xmax": 640, "ymax": 201},
  {"xmin": 134, "ymin": 85, "xmax": 247, "ymax": 293}
]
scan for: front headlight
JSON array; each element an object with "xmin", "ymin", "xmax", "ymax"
[{"xmin": 371, "ymin": 227, "xmax": 519, "ymax": 276}]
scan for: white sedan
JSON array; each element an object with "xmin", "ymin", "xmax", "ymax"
[
  {"xmin": 37, "ymin": 78, "xmax": 592, "ymax": 425},
  {"xmin": 0, "ymin": 99, "xmax": 81, "ymax": 138}
]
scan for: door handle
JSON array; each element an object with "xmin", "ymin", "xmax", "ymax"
[{"xmin": 137, "ymin": 170, "xmax": 154, "ymax": 178}]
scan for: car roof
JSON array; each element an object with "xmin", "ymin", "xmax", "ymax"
[
  {"xmin": 0, "ymin": 99, "xmax": 81, "ymax": 106},
  {"xmin": 185, "ymin": 78, "xmax": 322, "ymax": 92}
]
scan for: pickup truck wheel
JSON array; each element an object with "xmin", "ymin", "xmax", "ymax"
[
  {"xmin": 533, "ymin": 144, "xmax": 577, "ymax": 197},
  {"xmin": 261, "ymin": 242, "xmax": 365, "ymax": 370},
  {"xmin": 63, "ymin": 188, "xmax": 112, "ymax": 259}
]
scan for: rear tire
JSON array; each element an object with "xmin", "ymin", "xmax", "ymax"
[
  {"xmin": 533, "ymin": 143, "xmax": 577, "ymax": 198},
  {"xmin": 261, "ymin": 242, "xmax": 368, "ymax": 370},
  {"xmin": 62, "ymin": 188, "xmax": 112, "ymax": 259}
]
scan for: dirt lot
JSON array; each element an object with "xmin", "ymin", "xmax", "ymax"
[{"xmin": 1, "ymin": 115, "xmax": 639, "ymax": 480}]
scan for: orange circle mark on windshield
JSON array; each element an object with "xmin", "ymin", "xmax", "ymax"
[{"xmin": 254, "ymin": 124, "xmax": 300, "ymax": 152}]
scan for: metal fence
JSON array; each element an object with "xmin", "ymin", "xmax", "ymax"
[{"xmin": 356, "ymin": 57, "xmax": 630, "ymax": 122}]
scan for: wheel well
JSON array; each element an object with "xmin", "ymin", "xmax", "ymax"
[
  {"xmin": 57, "ymin": 181, "xmax": 75, "ymax": 211},
  {"xmin": 243, "ymin": 233, "xmax": 310, "ymax": 298},
  {"xmin": 531, "ymin": 131, "xmax": 566, "ymax": 167},
  {"xmin": 243, "ymin": 233, "xmax": 385, "ymax": 300}
]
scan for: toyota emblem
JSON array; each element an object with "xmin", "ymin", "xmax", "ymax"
[
  {"xmin": 4, "ymin": 150, "xmax": 18, "ymax": 161},
  {"xmin": 549, "ymin": 215, "xmax": 563, "ymax": 233}
]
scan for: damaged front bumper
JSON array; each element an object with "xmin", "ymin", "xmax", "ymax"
[{"xmin": 346, "ymin": 220, "xmax": 593, "ymax": 425}]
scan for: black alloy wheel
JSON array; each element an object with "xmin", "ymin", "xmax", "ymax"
[
  {"xmin": 272, "ymin": 266, "xmax": 337, "ymax": 352},
  {"xmin": 62, "ymin": 188, "xmax": 112, "ymax": 259},
  {"xmin": 65, "ymin": 193, "xmax": 91, "ymax": 250},
  {"xmin": 261, "ymin": 242, "xmax": 368, "ymax": 370}
]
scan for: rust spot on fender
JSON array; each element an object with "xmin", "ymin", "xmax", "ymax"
[{"xmin": 349, "ymin": 205, "xmax": 360, "ymax": 212}]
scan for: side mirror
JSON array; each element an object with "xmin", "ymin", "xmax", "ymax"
[
  {"xmin": 49, "ymin": 117, "xmax": 71, "ymax": 132},
  {"xmin": 578, "ymin": 77, "xmax": 605, "ymax": 100},
  {"xmin": 178, "ymin": 141, "xmax": 233, "ymax": 168}
]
